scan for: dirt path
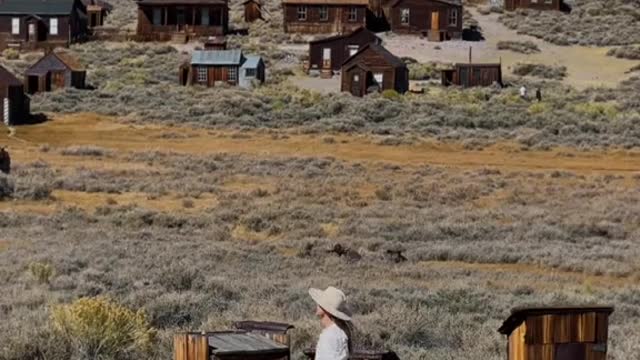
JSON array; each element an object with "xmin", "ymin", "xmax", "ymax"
[
  {"xmin": 381, "ymin": 8, "xmax": 638, "ymax": 89},
  {"xmin": 3, "ymin": 114, "xmax": 640, "ymax": 176}
]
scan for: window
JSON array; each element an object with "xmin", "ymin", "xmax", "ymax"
[
  {"xmin": 50, "ymin": 18, "xmax": 59, "ymax": 35},
  {"xmin": 400, "ymin": 8, "xmax": 409, "ymax": 25},
  {"xmin": 297, "ymin": 6, "xmax": 307, "ymax": 21},
  {"xmin": 449, "ymin": 9, "xmax": 457, "ymax": 26},
  {"xmin": 152, "ymin": 8, "xmax": 162, "ymax": 25},
  {"xmin": 245, "ymin": 68, "xmax": 256, "ymax": 77},
  {"xmin": 11, "ymin": 18, "xmax": 19, "ymax": 35},
  {"xmin": 347, "ymin": 7, "xmax": 357, "ymax": 22},
  {"xmin": 323, "ymin": 48, "xmax": 331, "ymax": 61},
  {"xmin": 374, "ymin": 73, "xmax": 383, "ymax": 86},
  {"xmin": 201, "ymin": 7, "xmax": 210, "ymax": 25},
  {"xmin": 228, "ymin": 67, "xmax": 237, "ymax": 82},
  {"xmin": 212, "ymin": 8, "xmax": 222, "ymax": 25},
  {"xmin": 319, "ymin": 6, "xmax": 328, "ymax": 21},
  {"xmin": 197, "ymin": 67, "xmax": 208, "ymax": 83},
  {"xmin": 347, "ymin": 45, "xmax": 359, "ymax": 56}
]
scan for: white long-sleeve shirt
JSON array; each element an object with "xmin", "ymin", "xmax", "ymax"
[{"xmin": 315, "ymin": 324, "xmax": 349, "ymax": 360}]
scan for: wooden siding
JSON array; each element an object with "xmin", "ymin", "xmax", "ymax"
[
  {"xmin": 505, "ymin": 0, "xmax": 560, "ymax": 11},
  {"xmin": 385, "ymin": 0, "xmax": 462, "ymax": 38},
  {"xmin": 189, "ymin": 64, "xmax": 238, "ymax": 87},
  {"xmin": 442, "ymin": 64, "xmax": 501, "ymax": 87},
  {"xmin": 308, "ymin": 28, "xmax": 379, "ymax": 71},
  {"xmin": 508, "ymin": 322, "xmax": 526, "ymax": 360},
  {"xmin": 341, "ymin": 46, "xmax": 407, "ymax": 96},
  {"xmin": 0, "ymin": 85, "xmax": 29, "ymax": 126},
  {"xmin": 283, "ymin": 4, "xmax": 366, "ymax": 34},
  {"xmin": 174, "ymin": 334, "xmax": 208, "ymax": 360},
  {"xmin": 137, "ymin": 4, "xmax": 228, "ymax": 40}
]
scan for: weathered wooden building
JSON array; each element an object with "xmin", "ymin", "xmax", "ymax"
[
  {"xmin": 282, "ymin": 0, "xmax": 368, "ymax": 34},
  {"xmin": 380, "ymin": 0, "xmax": 462, "ymax": 40},
  {"xmin": 0, "ymin": 0, "xmax": 89, "ymax": 51},
  {"xmin": 82, "ymin": 0, "xmax": 113, "ymax": 28},
  {"xmin": 0, "ymin": 65, "xmax": 29, "ymax": 127},
  {"xmin": 174, "ymin": 321, "xmax": 293, "ymax": 360},
  {"xmin": 498, "ymin": 306, "xmax": 614, "ymax": 360},
  {"xmin": 504, "ymin": 0, "xmax": 561, "ymax": 11},
  {"xmin": 0, "ymin": 147, "xmax": 10, "ymax": 174},
  {"xmin": 136, "ymin": 0, "xmax": 229, "ymax": 41},
  {"xmin": 24, "ymin": 52, "xmax": 86, "ymax": 94},
  {"xmin": 341, "ymin": 43, "xmax": 408, "ymax": 96},
  {"xmin": 180, "ymin": 48, "xmax": 265, "ymax": 88},
  {"xmin": 243, "ymin": 0, "xmax": 264, "ymax": 23},
  {"xmin": 308, "ymin": 27, "xmax": 380, "ymax": 74},
  {"xmin": 441, "ymin": 63, "xmax": 502, "ymax": 87},
  {"xmin": 204, "ymin": 36, "xmax": 227, "ymax": 50}
]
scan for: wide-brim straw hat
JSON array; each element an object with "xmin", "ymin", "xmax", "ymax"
[{"xmin": 309, "ymin": 286, "xmax": 352, "ymax": 321}]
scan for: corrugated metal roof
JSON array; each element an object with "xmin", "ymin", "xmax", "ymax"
[
  {"xmin": 0, "ymin": 0, "xmax": 77, "ymax": 15},
  {"xmin": 282, "ymin": 0, "xmax": 368, "ymax": 5},
  {"xmin": 240, "ymin": 55, "xmax": 262, "ymax": 69},
  {"xmin": 191, "ymin": 49, "xmax": 243, "ymax": 65},
  {"xmin": 207, "ymin": 332, "xmax": 289, "ymax": 355}
]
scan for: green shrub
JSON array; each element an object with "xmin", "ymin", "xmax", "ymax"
[
  {"xmin": 573, "ymin": 102, "xmax": 619, "ymax": 119},
  {"xmin": 2, "ymin": 48, "xmax": 19, "ymax": 60},
  {"xmin": 51, "ymin": 297, "xmax": 156, "ymax": 360},
  {"xmin": 29, "ymin": 262, "xmax": 55, "ymax": 284},
  {"xmin": 513, "ymin": 63, "xmax": 567, "ymax": 79},
  {"xmin": 381, "ymin": 89, "xmax": 401, "ymax": 101}
]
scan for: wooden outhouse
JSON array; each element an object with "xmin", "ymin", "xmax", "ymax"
[
  {"xmin": 308, "ymin": 27, "xmax": 380, "ymax": 74},
  {"xmin": 282, "ymin": 0, "xmax": 368, "ymax": 34},
  {"xmin": 498, "ymin": 306, "xmax": 614, "ymax": 360},
  {"xmin": 380, "ymin": 0, "xmax": 462, "ymax": 40},
  {"xmin": 243, "ymin": 0, "xmax": 264, "ymax": 23},
  {"xmin": 204, "ymin": 36, "xmax": 227, "ymax": 50},
  {"xmin": 504, "ymin": 0, "xmax": 562, "ymax": 11},
  {"xmin": 441, "ymin": 63, "xmax": 502, "ymax": 87},
  {"xmin": 82, "ymin": 0, "xmax": 113, "ymax": 28},
  {"xmin": 136, "ymin": 0, "xmax": 229, "ymax": 41},
  {"xmin": 341, "ymin": 43, "xmax": 408, "ymax": 96},
  {"xmin": 180, "ymin": 49, "xmax": 265, "ymax": 88},
  {"xmin": 0, "ymin": 65, "xmax": 30, "ymax": 126},
  {"xmin": 24, "ymin": 51, "xmax": 86, "ymax": 94},
  {"xmin": 0, "ymin": 0, "xmax": 89, "ymax": 51}
]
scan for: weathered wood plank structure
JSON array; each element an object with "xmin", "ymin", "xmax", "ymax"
[
  {"xmin": 24, "ymin": 51, "xmax": 86, "ymax": 94},
  {"xmin": 308, "ymin": 27, "xmax": 380, "ymax": 74},
  {"xmin": 341, "ymin": 43, "xmax": 408, "ymax": 96},
  {"xmin": 504, "ymin": 0, "xmax": 561, "ymax": 11},
  {"xmin": 136, "ymin": 0, "xmax": 229, "ymax": 42},
  {"xmin": 0, "ymin": 0, "xmax": 89, "ymax": 51},
  {"xmin": 282, "ymin": 0, "xmax": 368, "ymax": 34},
  {"xmin": 441, "ymin": 63, "xmax": 502, "ymax": 87},
  {"xmin": 498, "ymin": 306, "xmax": 614, "ymax": 360},
  {"xmin": 180, "ymin": 48, "xmax": 265, "ymax": 88},
  {"xmin": 0, "ymin": 147, "xmax": 9, "ymax": 174},
  {"xmin": 0, "ymin": 65, "xmax": 30, "ymax": 126},
  {"xmin": 378, "ymin": 0, "xmax": 462, "ymax": 40},
  {"xmin": 243, "ymin": 0, "xmax": 264, "ymax": 23},
  {"xmin": 82, "ymin": 0, "xmax": 113, "ymax": 28},
  {"xmin": 174, "ymin": 321, "xmax": 293, "ymax": 360}
]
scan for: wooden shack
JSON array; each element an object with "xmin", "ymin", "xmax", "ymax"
[
  {"xmin": 381, "ymin": 0, "xmax": 462, "ymax": 40},
  {"xmin": 180, "ymin": 49, "xmax": 265, "ymax": 88},
  {"xmin": 308, "ymin": 27, "xmax": 380, "ymax": 74},
  {"xmin": 244, "ymin": 0, "xmax": 264, "ymax": 23},
  {"xmin": 24, "ymin": 51, "xmax": 86, "ymax": 94},
  {"xmin": 82, "ymin": 0, "xmax": 113, "ymax": 28},
  {"xmin": 136, "ymin": 0, "xmax": 229, "ymax": 42},
  {"xmin": 0, "ymin": 65, "xmax": 30, "ymax": 126},
  {"xmin": 441, "ymin": 63, "xmax": 502, "ymax": 87},
  {"xmin": 204, "ymin": 36, "xmax": 227, "ymax": 50},
  {"xmin": 504, "ymin": 0, "xmax": 562, "ymax": 11},
  {"xmin": 498, "ymin": 306, "xmax": 614, "ymax": 360},
  {"xmin": 174, "ymin": 321, "xmax": 293, "ymax": 360},
  {"xmin": 341, "ymin": 43, "xmax": 408, "ymax": 96},
  {"xmin": 0, "ymin": 0, "xmax": 89, "ymax": 51},
  {"xmin": 282, "ymin": 0, "xmax": 368, "ymax": 34}
]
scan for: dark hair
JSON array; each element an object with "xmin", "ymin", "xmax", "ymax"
[{"xmin": 329, "ymin": 314, "xmax": 354, "ymax": 353}]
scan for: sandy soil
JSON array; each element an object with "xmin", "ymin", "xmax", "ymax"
[{"xmin": 381, "ymin": 8, "xmax": 638, "ymax": 89}]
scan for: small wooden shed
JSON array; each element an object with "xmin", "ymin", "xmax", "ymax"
[
  {"xmin": 341, "ymin": 43, "xmax": 408, "ymax": 97},
  {"xmin": 24, "ymin": 51, "xmax": 86, "ymax": 94},
  {"xmin": 0, "ymin": 65, "xmax": 30, "ymax": 126},
  {"xmin": 308, "ymin": 27, "xmax": 381, "ymax": 74},
  {"xmin": 441, "ymin": 63, "xmax": 502, "ymax": 87},
  {"xmin": 204, "ymin": 36, "xmax": 227, "ymax": 50},
  {"xmin": 181, "ymin": 49, "xmax": 265, "ymax": 88},
  {"xmin": 82, "ymin": 0, "xmax": 113, "ymax": 28},
  {"xmin": 243, "ymin": 0, "xmax": 264, "ymax": 23},
  {"xmin": 498, "ymin": 306, "xmax": 614, "ymax": 360}
]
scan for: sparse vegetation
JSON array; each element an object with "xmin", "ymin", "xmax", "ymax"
[
  {"xmin": 497, "ymin": 40, "xmax": 540, "ymax": 54},
  {"xmin": 607, "ymin": 46, "xmax": 640, "ymax": 60},
  {"xmin": 513, "ymin": 63, "xmax": 568, "ymax": 79}
]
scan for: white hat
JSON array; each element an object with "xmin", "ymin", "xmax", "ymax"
[{"xmin": 309, "ymin": 286, "xmax": 352, "ymax": 321}]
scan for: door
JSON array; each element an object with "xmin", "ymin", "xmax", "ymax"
[
  {"xmin": 459, "ymin": 67, "xmax": 469, "ymax": 87},
  {"xmin": 3, "ymin": 98, "xmax": 9, "ymax": 125},
  {"xmin": 431, "ymin": 11, "xmax": 439, "ymax": 31},
  {"xmin": 52, "ymin": 71, "xmax": 65, "ymax": 90},
  {"xmin": 350, "ymin": 72, "xmax": 362, "ymax": 97},
  {"xmin": 28, "ymin": 23, "xmax": 36, "ymax": 42},
  {"xmin": 176, "ymin": 7, "xmax": 186, "ymax": 31},
  {"xmin": 322, "ymin": 48, "xmax": 331, "ymax": 69}
]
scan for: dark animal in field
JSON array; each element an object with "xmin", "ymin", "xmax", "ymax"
[
  {"xmin": 328, "ymin": 244, "xmax": 362, "ymax": 262},
  {"xmin": 0, "ymin": 147, "xmax": 10, "ymax": 174},
  {"xmin": 385, "ymin": 249, "xmax": 407, "ymax": 263}
]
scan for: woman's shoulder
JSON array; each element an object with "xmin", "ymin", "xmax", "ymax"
[{"xmin": 320, "ymin": 324, "xmax": 348, "ymax": 343}]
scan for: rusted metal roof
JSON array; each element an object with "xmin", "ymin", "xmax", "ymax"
[
  {"xmin": 282, "ymin": 0, "xmax": 368, "ymax": 5},
  {"xmin": 208, "ymin": 332, "xmax": 289, "ymax": 355},
  {"xmin": 498, "ymin": 306, "xmax": 615, "ymax": 336}
]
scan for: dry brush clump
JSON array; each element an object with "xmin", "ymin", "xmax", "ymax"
[
  {"xmin": 513, "ymin": 63, "xmax": 568, "ymax": 79},
  {"xmin": 496, "ymin": 40, "xmax": 541, "ymax": 54},
  {"xmin": 607, "ymin": 45, "xmax": 640, "ymax": 60}
]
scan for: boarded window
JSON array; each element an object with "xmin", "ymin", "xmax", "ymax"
[
  {"xmin": 400, "ymin": 9, "xmax": 409, "ymax": 25},
  {"xmin": 297, "ymin": 6, "xmax": 307, "ymax": 21},
  {"xmin": 197, "ymin": 67, "xmax": 208, "ymax": 82},
  {"xmin": 228, "ymin": 67, "xmax": 238, "ymax": 82},
  {"xmin": 50, "ymin": 18, "xmax": 59, "ymax": 35},
  {"xmin": 449, "ymin": 9, "xmax": 457, "ymax": 26},
  {"xmin": 319, "ymin": 6, "xmax": 328, "ymax": 21},
  {"xmin": 347, "ymin": 7, "xmax": 358, "ymax": 21},
  {"xmin": 152, "ymin": 8, "xmax": 162, "ymax": 25},
  {"xmin": 245, "ymin": 68, "xmax": 256, "ymax": 77},
  {"xmin": 11, "ymin": 18, "xmax": 20, "ymax": 34},
  {"xmin": 201, "ymin": 7, "xmax": 210, "ymax": 25}
]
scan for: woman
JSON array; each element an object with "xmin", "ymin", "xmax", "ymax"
[{"xmin": 309, "ymin": 286, "xmax": 354, "ymax": 360}]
